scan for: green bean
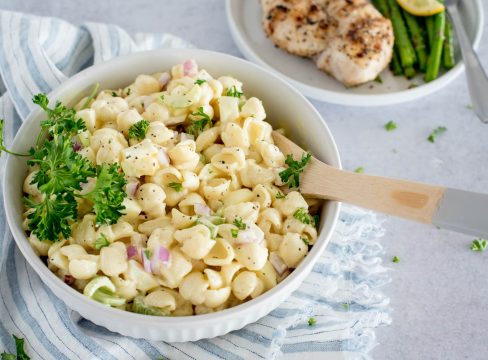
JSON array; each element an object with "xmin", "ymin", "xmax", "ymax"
[
  {"xmin": 443, "ymin": 16, "xmax": 455, "ymax": 70},
  {"xmin": 386, "ymin": 0, "xmax": 417, "ymax": 68},
  {"xmin": 403, "ymin": 10, "xmax": 428, "ymax": 72},
  {"xmin": 425, "ymin": 11, "xmax": 446, "ymax": 82}
]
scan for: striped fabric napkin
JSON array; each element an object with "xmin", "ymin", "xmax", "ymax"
[{"xmin": 0, "ymin": 10, "xmax": 391, "ymax": 360}]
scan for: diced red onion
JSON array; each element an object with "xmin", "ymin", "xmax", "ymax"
[
  {"xmin": 127, "ymin": 245, "xmax": 137, "ymax": 259},
  {"xmin": 270, "ymin": 252, "xmax": 287, "ymax": 276},
  {"xmin": 183, "ymin": 59, "xmax": 198, "ymax": 77},
  {"xmin": 159, "ymin": 72, "xmax": 170, "ymax": 89},
  {"xmin": 194, "ymin": 203, "xmax": 211, "ymax": 217},
  {"xmin": 126, "ymin": 181, "xmax": 140, "ymax": 197},
  {"xmin": 235, "ymin": 224, "xmax": 264, "ymax": 245},
  {"xmin": 141, "ymin": 248, "xmax": 152, "ymax": 273},
  {"xmin": 158, "ymin": 246, "xmax": 170, "ymax": 263},
  {"xmin": 72, "ymin": 142, "xmax": 82, "ymax": 152},
  {"xmin": 157, "ymin": 148, "xmax": 170, "ymax": 166},
  {"xmin": 149, "ymin": 246, "xmax": 171, "ymax": 274},
  {"xmin": 64, "ymin": 275, "xmax": 75, "ymax": 285}
]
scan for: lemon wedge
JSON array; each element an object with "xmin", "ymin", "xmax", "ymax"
[{"xmin": 397, "ymin": 0, "xmax": 445, "ymax": 16}]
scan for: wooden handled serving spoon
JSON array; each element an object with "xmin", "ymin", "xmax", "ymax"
[{"xmin": 273, "ymin": 131, "xmax": 488, "ymax": 238}]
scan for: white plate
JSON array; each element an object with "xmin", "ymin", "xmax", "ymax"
[{"xmin": 226, "ymin": 0, "xmax": 484, "ymax": 106}]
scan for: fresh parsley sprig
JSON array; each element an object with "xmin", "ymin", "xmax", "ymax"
[
  {"xmin": 0, "ymin": 119, "xmax": 29, "ymax": 157},
  {"xmin": 128, "ymin": 119, "xmax": 150, "ymax": 140},
  {"xmin": 78, "ymin": 164, "xmax": 127, "ymax": 225},
  {"xmin": 187, "ymin": 107, "xmax": 211, "ymax": 137},
  {"xmin": 1, "ymin": 334, "xmax": 30, "ymax": 360},
  {"xmin": 17, "ymin": 94, "xmax": 128, "ymax": 241},
  {"xmin": 279, "ymin": 152, "xmax": 312, "ymax": 189}
]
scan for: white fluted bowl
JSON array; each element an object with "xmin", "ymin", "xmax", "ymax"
[{"xmin": 3, "ymin": 49, "xmax": 341, "ymax": 342}]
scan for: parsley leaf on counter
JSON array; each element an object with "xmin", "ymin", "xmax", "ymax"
[
  {"xmin": 128, "ymin": 119, "xmax": 150, "ymax": 140},
  {"xmin": 427, "ymin": 126, "xmax": 447, "ymax": 143},
  {"xmin": 384, "ymin": 121, "xmax": 397, "ymax": 131},
  {"xmin": 471, "ymin": 238, "xmax": 487, "ymax": 252},
  {"xmin": 1, "ymin": 335, "xmax": 30, "ymax": 360},
  {"xmin": 354, "ymin": 167, "xmax": 364, "ymax": 173},
  {"xmin": 392, "ymin": 256, "xmax": 400, "ymax": 263},
  {"xmin": 308, "ymin": 317, "xmax": 316, "ymax": 326},
  {"xmin": 279, "ymin": 152, "xmax": 312, "ymax": 188}
]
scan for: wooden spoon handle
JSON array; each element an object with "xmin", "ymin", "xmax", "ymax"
[{"xmin": 303, "ymin": 162, "xmax": 446, "ymax": 223}]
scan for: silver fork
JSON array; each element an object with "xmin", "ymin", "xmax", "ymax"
[{"xmin": 444, "ymin": 0, "xmax": 488, "ymax": 123}]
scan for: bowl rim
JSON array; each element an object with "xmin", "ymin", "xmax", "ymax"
[
  {"xmin": 225, "ymin": 0, "xmax": 485, "ymax": 106},
  {"xmin": 3, "ymin": 48, "xmax": 342, "ymax": 327}
]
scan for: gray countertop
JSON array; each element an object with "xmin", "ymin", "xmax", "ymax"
[{"xmin": 1, "ymin": 1, "xmax": 488, "ymax": 359}]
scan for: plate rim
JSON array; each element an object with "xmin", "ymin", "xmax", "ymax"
[{"xmin": 225, "ymin": 0, "xmax": 485, "ymax": 106}]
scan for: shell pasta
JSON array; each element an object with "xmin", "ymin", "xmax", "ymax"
[{"xmin": 22, "ymin": 60, "xmax": 320, "ymax": 316}]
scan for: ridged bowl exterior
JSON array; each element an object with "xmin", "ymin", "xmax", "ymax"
[{"xmin": 3, "ymin": 49, "xmax": 341, "ymax": 342}]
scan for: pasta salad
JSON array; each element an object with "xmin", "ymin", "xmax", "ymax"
[{"xmin": 18, "ymin": 60, "xmax": 320, "ymax": 316}]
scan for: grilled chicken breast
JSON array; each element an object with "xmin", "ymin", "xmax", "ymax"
[
  {"xmin": 261, "ymin": 0, "xmax": 330, "ymax": 57},
  {"xmin": 261, "ymin": 0, "xmax": 394, "ymax": 86}
]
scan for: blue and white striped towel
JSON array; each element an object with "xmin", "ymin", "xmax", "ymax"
[{"xmin": 0, "ymin": 10, "xmax": 391, "ymax": 360}]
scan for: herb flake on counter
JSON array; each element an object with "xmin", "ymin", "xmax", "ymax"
[
  {"xmin": 374, "ymin": 76, "xmax": 383, "ymax": 84},
  {"xmin": 354, "ymin": 167, "xmax": 364, "ymax": 173},
  {"xmin": 279, "ymin": 152, "xmax": 312, "ymax": 188},
  {"xmin": 128, "ymin": 119, "xmax": 150, "ymax": 140},
  {"xmin": 427, "ymin": 126, "xmax": 447, "ymax": 143},
  {"xmin": 308, "ymin": 317, "xmax": 316, "ymax": 326},
  {"xmin": 384, "ymin": 121, "xmax": 397, "ymax": 131},
  {"xmin": 168, "ymin": 182, "xmax": 183, "ymax": 192},
  {"xmin": 471, "ymin": 238, "xmax": 487, "ymax": 252},
  {"xmin": 342, "ymin": 303, "xmax": 350, "ymax": 311},
  {"xmin": 392, "ymin": 256, "xmax": 400, "ymax": 263}
]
